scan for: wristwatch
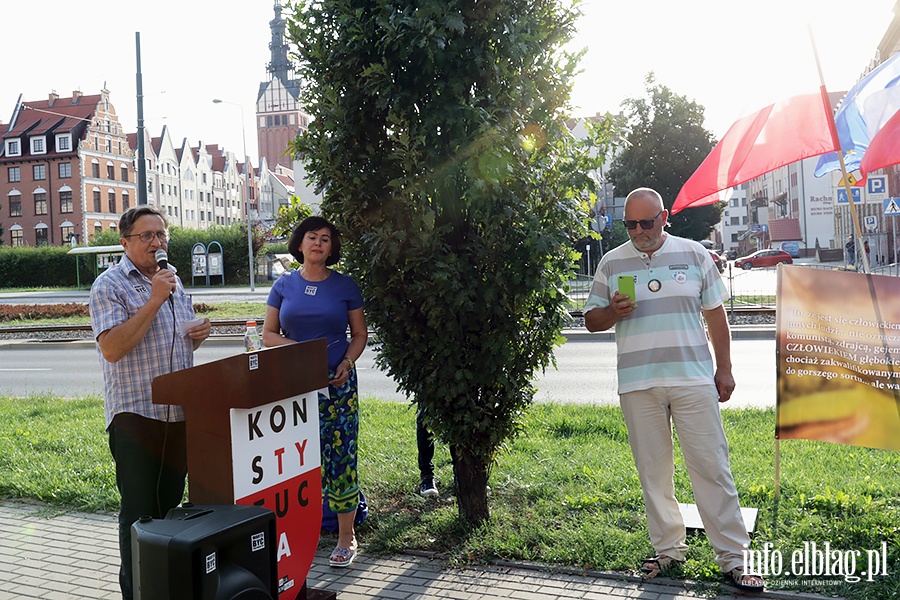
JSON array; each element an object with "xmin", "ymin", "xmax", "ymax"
[{"xmin": 343, "ymin": 356, "xmax": 355, "ymax": 370}]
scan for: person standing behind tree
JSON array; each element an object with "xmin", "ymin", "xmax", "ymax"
[
  {"xmin": 582, "ymin": 188, "xmax": 763, "ymax": 592},
  {"xmin": 89, "ymin": 206, "xmax": 211, "ymax": 600},
  {"xmin": 262, "ymin": 216, "xmax": 367, "ymax": 568}
]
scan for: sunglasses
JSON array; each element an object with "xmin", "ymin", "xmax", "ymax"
[{"xmin": 623, "ymin": 210, "xmax": 663, "ymax": 230}]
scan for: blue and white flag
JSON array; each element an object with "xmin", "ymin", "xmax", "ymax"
[{"xmin": 814, "ymin": 53, "xmax": 900, "ymax": 177}]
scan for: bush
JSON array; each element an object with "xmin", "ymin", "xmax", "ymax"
[
  {"xmin": 0, "ymin": 303, "xmax": 89, "ymax": 322},
  {"xmin": 0, "ymin": 246, "xmax": 94, "ymax": 288},
  {"xmin": 0, "ymin": 224, "xmax": 268, "ymax": 289}
]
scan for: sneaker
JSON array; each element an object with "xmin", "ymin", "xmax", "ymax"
[{"xmin": 419, "ymin": 477, "xmax": 439, "ymax": 498}]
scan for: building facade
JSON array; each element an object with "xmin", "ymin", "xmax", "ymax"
[{"xmin": 1, "ymin": 89, "xmax": 134, "ymax": 246}]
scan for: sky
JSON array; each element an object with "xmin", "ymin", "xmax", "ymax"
[{"xmin": 1, "ymin": 0, "xmax": 896, "ymax": 164}]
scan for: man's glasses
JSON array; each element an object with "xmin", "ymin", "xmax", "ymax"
[
  {"xmin": 623, "ymin": 211, "xmax": 663, "ymax": 230},
  {"xmin": 124, "ymin": 231, "xmax": 168, "ymax": 243}
]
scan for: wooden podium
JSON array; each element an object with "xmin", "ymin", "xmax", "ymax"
[{"xmin": 153, "ymin": 340, "xmax": 336, "ymax": 600}]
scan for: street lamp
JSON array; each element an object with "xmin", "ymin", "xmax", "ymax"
[{"xmin": 212, "ymin": 98, "xmax": 255, "ymax": 291}]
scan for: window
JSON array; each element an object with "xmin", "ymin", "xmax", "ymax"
[
  {"xmin": 57, "ymin": 162, "xmax": 71, "ymax": 178},
  {"xmin": 9, "ymin": 195, "xmax": 22, "ymax": 217},
  {"xmin": 92, "ymin": 162, "xmax": 100, "ymax": 178},
  {"xmin": 34, "ymin": 192, "xmax": 47, "ymax": 215},
  {"xmin": 60, "ymin": 190, "xmax": 73, "ymax": 213},
  {"xmin": 120, "ymin": 166, "xmax": 128, "ymax": 182},
  {"xmin": 122, "ymin": 191, "xmax": 129, "ymax": 211},
  {"xmin": 105, "ymin": 137, "xmax": 111, "ymax": 153},
  {"xmin": 30, "ymin": 136, "xmax": 46, "ymax": 154},
  {"xmin": 8, "ymin": 167, "xmax": 20, "ymax": 183},
  {"xmin": 56, "ymin": 133, "xmax": 72, "ymax": 152},
  {"xmin": 33, "ymin": 164, "xmax": 46, "ymax": 180},
  {"xmin": 108, "ymin": 190, "xmax": 116, "ymax": 213},
  {"xmin": 267, "ymin": 116, "xmax": 273, "ymax": 127},
  {"xmin": 274, "ymin": 115, "xmax": 281, "ymax": 126},
  {"xmin": 107, "ymin": 164, "xmax": 115, "ymax": 180},
  {"xmin": 94, "ymin": 224, "xmax": 102, "ymax": 235},
  {"xmin": 61, "ymin": 225, "xmax": 75, "ymax": 243},
  {"xmin": 5, "ymin": 139, "xmax": 21, "ymax": 157},
  {"xmin": 11, "ymin": 229, "xmax": 23, "ymax": 247},
  {"xmin": 730, "ymin": 217, "xmax": 740, "ymax": 226},
  {"xmin": 35, "ymin": 228, "xmax": 48, "ymax": 246},
  {"xmin": 93, "ymin": 189, "xmax": 101, "ymax": 212}
]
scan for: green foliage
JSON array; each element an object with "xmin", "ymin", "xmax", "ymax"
[
  {"xmin": 0, "ymin": 246, "xmax": 91, "ymax": 288},
  {"xmin": 608, "ymin": 73, "xmax": 724, "ymax": 240},
  {"xmin": 272, "ymin": 195, "xmax": 313, "ymax": 237},
  {"xmin": 89, "ymin": 224, "xmax": 266, "ymax": 286},
  {"xmin": 287, "ymin": 0, "xmax": 606, "ymax": 522},
  {"xmin": 0, "ymin": 223, "xmax": 268, "ymax": 289},
  {"xmin": 602, "ymin": 220, "xmax": 629, "ymax": 255}
]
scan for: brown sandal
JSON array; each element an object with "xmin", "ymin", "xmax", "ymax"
[
  {"xmin": 724, "ymin": 566, "xmax": 765, "ymax": 592},
  {"xmin": 639, "ymin": 554, "xmax": 684, "ymax": 579}
]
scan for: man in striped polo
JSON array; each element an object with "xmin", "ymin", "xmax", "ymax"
[{"xmin": 583, "ymin": 187, "xmax": 763, "ymax": 592}]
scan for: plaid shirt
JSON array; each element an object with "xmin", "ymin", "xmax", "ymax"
[{"xmin": 89, "ymin": 255, "xmax": 197, "ymax": 428}]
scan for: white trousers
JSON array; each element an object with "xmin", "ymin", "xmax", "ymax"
[{"xmin": 619, "ymin": 385, "xmax": 749, "ymax": 572}]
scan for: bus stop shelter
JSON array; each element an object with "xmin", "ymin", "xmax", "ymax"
[{"xmin": 67, "ymin": 244, "xmax": 125, "ymax": 288}]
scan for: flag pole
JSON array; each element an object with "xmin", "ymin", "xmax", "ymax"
[{"xmin": 808, "ymin": 26, "xmax": 871, "ymax": 274}]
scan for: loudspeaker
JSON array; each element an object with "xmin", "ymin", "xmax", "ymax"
[{"xmin": 132, "ymin": 503, "xmax": 278, "ymax": 600}]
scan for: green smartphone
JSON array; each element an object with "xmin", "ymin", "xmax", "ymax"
[{"xmin": 618, "ymin": 275, "xmax": 635, "ymax": 300}]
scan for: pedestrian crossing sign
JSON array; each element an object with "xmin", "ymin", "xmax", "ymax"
[{"xmin": 884, "ymin": 198, "xmax": 900, "ymax": 217}]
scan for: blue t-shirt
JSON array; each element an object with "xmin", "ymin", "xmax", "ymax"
[{"xmin": 266, "ymin": 270, "xmax": 364, "ymax": 371}]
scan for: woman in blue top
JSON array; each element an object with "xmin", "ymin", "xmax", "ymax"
[{"xmin": 263, "ymin": 216, "xmax": 367, "ymax": 568}]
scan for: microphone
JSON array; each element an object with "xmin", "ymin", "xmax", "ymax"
[
  {"xmin": 155, "ymin": 249, "xmax": 169, "ymax": 270},
  {"xmin": 155, "ymin": 249, "xmax": 174, "ymax": 303}
]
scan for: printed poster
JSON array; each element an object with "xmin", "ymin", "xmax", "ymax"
[
  {"xmin": 776, "ymin": 265, "xmax": 900, "ymax": 451},
  {"xmin": 231, "ymin": 392, "xmax": 323, "ymax": 598}
]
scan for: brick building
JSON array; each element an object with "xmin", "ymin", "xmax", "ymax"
[{"xmin": 1, "ymin": 88, "xmax": 134, "ymax": 246}]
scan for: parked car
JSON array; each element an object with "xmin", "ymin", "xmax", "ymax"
[
  {"xmin": 726, "ymin": 249, "xmax": 737, "ymax": 261},
  {"xmin": 735, "ymin": 249, "xmax": 793, "ymax": 270},
  {"xmin": 708, "ymin": 250, "xmax": 725, "ymax": 273}
]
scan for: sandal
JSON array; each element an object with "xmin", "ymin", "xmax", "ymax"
[
  {"xmin": 639, "ymin": 554, "xmax": 684, "ymax": 579},
  {"xmin": 328, "ymin": 544, "xmax": 357, "ymax": 568},
  {"xmin": 724, "ymin": 566, "xmax": 765, "ymax": 592}
]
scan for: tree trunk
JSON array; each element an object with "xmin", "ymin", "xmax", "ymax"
[{"xmin": 453, "ymin": 445, "xmax": 490, "ymax": 525}]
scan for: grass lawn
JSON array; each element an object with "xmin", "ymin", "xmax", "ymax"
[{"xmin": 0, "ymin": 393, "xmax": 896, "ymax": 598}]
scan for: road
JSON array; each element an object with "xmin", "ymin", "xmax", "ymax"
[{"xmin": 0, "ymin": 336, "xmax": 776, "ymax": 409}]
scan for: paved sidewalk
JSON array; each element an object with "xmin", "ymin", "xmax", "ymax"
[{"xmin": 0, "ymin": 498, "xmax": 838, "ymax": 600}]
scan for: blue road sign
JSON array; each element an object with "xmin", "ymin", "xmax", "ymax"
[
  {"xmin": 868, "ymin": 175, "xmax": 887, "ymax": 195},
  {"xmin": 884, "ymin": 198, "xmax": 900, "ymax": 217},
  {"xmin": 837, "ymin": 188, "xmax": 862, "ymax": 203}
]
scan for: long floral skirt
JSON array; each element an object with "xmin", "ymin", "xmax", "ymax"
[{"xmin": 319, "ymin": 366, "xmax": 360, "ymax": 514}]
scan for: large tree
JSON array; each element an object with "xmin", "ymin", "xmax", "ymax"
[
  {"xmin": 608, "ymin": 74, "xmax": 723, "ymax": 240},
  {"xmin": 287, "ymin": 0, "xmax": 606, "ymax": 524}
]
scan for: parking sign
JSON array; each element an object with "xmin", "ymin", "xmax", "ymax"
[
  {"xmin": 865, "ymin": 215, "xmax": 878, "ymax": 231},
  {"xmin": 866, "ymin": 175, "xmax": 887, "ymax": 196}
]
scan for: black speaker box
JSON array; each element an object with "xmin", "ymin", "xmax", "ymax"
[{"xmin": 132, "ymin": 503, "xmax": 278, "ymax": 600}]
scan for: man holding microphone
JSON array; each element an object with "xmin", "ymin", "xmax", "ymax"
[{"xmin": 89, "ymin": 206, "xmax": 211, "ymax": 599}]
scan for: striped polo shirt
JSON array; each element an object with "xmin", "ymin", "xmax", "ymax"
[{"xmin": 583, "ymin": 234, "xmax": 729, "ymax": 394}]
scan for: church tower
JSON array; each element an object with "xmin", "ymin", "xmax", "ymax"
[{"xmin": 256, "ymin": 2, "xmax": 310, "ymax": 171}]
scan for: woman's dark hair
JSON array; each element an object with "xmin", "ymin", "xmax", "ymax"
[
  {"xmin": 119, "ymin": 205, "xmax": 168, "ymax": 236},
  {"xmin": 287, "ymin": 216, "xmax": 341, "ymax": 265}
]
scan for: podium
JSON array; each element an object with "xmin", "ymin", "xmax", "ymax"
[{"xmin": 153, "ymin": 340, "xmax": 336, "ymax": 600}]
